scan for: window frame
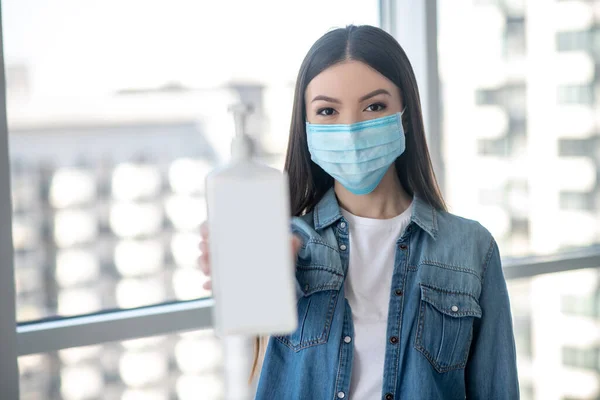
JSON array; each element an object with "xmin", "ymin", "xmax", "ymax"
[{"xmin": 0, "ymin": 3, "xmax": 19, "ymax": 396}]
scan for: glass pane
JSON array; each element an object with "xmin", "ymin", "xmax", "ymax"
[
  {"xmin": 507, "ymin": 267, "xmax": 600, "ymax": 400},
  {"xmin": 19, "ymin": 329, "xmax": 231, "ymax": 400},
  {"xmin": 438, "ymin": 2, "xmax": 600, "ymax": 397},
  {"xmin": 437, "ymin": 0, "xmax": 600, "ymax": 258},
  {"xmin": 3, "ymin": 0, "xmax": 380, "ymax": 321}
]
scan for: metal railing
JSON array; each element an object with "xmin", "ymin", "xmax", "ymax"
[{"xmin": 14, "ymin": 247, "xmax": 600, "ymax": 358}]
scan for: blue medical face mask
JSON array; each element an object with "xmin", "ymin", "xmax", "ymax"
[{"xmin": 306, "ymin": 111, "xmax": 406, "ymax": 195}]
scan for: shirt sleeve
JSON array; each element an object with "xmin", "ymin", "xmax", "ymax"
[{"xmin": 465, "ymin": 238, "xmax": 520, "ymax": 399}]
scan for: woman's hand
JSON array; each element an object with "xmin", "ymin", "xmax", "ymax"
[{"xmin": 198, "ymin": 221, "xmax": 303, "ymax": 290}]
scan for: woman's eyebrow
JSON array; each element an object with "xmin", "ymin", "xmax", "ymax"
[
  {"xmin": 359, "ymin": 89, "xmax": 391, "ymax": 102},
  {"xmin": 311, "ymin": 95, "xmax": 341, "ymax": 104},
  {"xmin": 311, "ymin": 89, "xmax": 391, "ymax": 104}
]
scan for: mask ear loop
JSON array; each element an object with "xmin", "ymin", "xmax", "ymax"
[
  {"xmin": 399, "ymin": 108, "xmax": 407, "ymax": 131},
  {"xmin": 398, "ymin": 108, "xmax": 407, "ymax": 138}
]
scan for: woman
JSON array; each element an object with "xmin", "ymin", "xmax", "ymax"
[{"xmin": 199, "ymin": 25, "xmax": 519, "ymax": 399}]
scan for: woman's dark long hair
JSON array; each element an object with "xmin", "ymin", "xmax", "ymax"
[
  {"xmin": 250, "ymin": 24, "xmax": 446, "ymax": 381},
  {"xmin": 285, "ymin": 24, "xmax": 445, "ymax": 215}
]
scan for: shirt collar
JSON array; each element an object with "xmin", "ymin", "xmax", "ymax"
[
  {"xmin": 313, "ymin": 188, "xmax": 343, "ymax": 230},
  {"xmin": 313, "ymin": 187, "xmax": 438, "ymax": 239}
]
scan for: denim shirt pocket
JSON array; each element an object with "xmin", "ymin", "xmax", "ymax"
[
  {"xmin": 414, "ymin": 284, "xmax": 482, "ymax": 373},
  {"xmin": 274, "ymin": 239, "xmax": 344, "ymax": 352}
]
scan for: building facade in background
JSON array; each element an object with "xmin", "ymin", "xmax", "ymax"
[{"xmin": 439, "ymin": 1, "xmax": 600, "ymax": 399}]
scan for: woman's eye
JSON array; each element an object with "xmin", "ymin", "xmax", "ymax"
[
  {"xmin": 365, "ymin": 102, "xmax": 387, "ymax": 112},
  {"xmin": 317, "ymin": 107, "xmax": 337, "ymax": 116}
]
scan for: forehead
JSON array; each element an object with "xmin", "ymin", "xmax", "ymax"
[{"xmin": 305, "ymin": 60, "xmax": 398, "ymax": 99}]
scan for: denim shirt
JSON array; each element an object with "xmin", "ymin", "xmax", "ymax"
[{"xmin": 255, "ymin": 189, "xmax": 519, "ymax": 400}]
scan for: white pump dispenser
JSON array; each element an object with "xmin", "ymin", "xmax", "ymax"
[{"xmin": 205, "ymin": 104, "xmax": 298, "ymax": 337}]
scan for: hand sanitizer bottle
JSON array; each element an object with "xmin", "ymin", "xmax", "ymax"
[{"xmin": 206, "ymin": 104, "xmax": 297, "ymax": 337}]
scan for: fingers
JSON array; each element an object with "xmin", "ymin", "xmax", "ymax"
[
  {"xmin": 198, "ymin": 221, "xmax": 210, "ymax": 275},
  {"xmin": 291, "ymin": 235, "xmax": 302, "ymax": 255},
  {"xmin": 199, "ymin": 243, "xmax": 211, "ymax": 291},
  {"xmin": 200, "ymin": 221, "xmax": 208, "ymax": 240},
  {"xmin": 199, "ymin": 221, "xmax": 212, "ymax": 291},
  {"xmin": 198, "ymin": 255, "xmax": 210, "ymax": 276},
  {"xmin": 198, "ymin": 241, "xmax": 210, "ymax": 275}
]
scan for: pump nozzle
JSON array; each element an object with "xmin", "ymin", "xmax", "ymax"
[
  {"xmin": 228, "ymin": 103, "xmax": 255, "ymax": 161},
  {"xmin": 228, "ymin": 103, "xmax": 254, "ymax": 138}
]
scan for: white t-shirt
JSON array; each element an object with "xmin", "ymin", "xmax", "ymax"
[{"xmin": 341, "ymin": 204, "xmax": 412, "ymax": 399}]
